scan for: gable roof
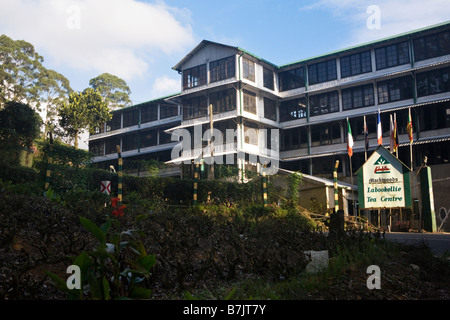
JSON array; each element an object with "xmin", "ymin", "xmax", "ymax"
[
  {"xmin": 172, "ymin": 40, "xmax": 237, "ymax": 72},
  {"xmin": 172, "ymin": 39, "xmax": 279, "ymax": 72},
  {"xmin": 355, "ymin": 145, "xmax": 411, "ymax": 175}
]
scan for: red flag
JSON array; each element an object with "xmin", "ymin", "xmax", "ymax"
[
  {"xmin": 394, "ymin": 113, "xmax": 399, "ymax": 153},
  {"xmin": 407, "ymin": 108, "xmax": 413, "ymax": 143},
  {"xmin": 390, "ymin": 114, "xmax": 395, "ymax": 152},
  {"xmin": 364, "ymin": 115, "xmax": 369, "ymax": 152}
]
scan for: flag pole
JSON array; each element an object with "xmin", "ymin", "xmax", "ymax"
[
  {"xmin": 350, "ymin": 155, "xmax": 354, "ymax": 216},
  {"xmin": 364, "ymin": 115, "xmax": 367, "ymax": 161},
  {"xmin": 408, "ymin": 107, "xmax": 413, "ymax": 171},
  {"xmin": 394, "ymin": 113, "xmax": 398, "ymax": 157},
  {"xmin": 347, "ymin": 118, "xmax": 354, "ymax": 217}
]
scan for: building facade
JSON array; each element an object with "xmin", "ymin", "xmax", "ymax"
[
  {"xmin": 89, "ymin": 21, "xmax": 450, "ymax": 230},
  {"xmin": 89, "ymin": 95, "xmax": 182, "ymax": 176}
]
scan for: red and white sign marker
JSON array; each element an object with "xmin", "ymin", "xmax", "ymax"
[{"xmin": 100, "ymin": 181, "xmax": 111, "ymax": 195}]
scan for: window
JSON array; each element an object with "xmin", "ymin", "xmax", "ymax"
[
  {"xmin": 309, "ymin": 91, "xmax": 339, "ymax": 116},
  {"xmin": 340, "ymin": 50, "xmax": 372, "ymax": 78},
  {"xmin": 244, "ymin": 122, "xmax": 258, "ymax": 145},
  {"xmin": 183, "ymin": 95, "xmax": 207, "ymax": 120},
  {"xmin": 414, "ymin": 31, "xmax": 450, "ymax": 61},
  {"xmin": 280, "ymin": 97, "xmax": 307, "ymax": 122},
  {"xmin": 377, "ymin": 76, "xmax": 413, "ymax": 104},
  {"xmin": 122, "ymin": 133, "xmax": 139, "ymax": 152},
  {"xmin": 210, "ymin": 89, "xmax": 236, "ymax": 114},
  {"xmin": 159, "ymin": 127, "xmax": 173, "ymax": 145},
  {"xmin": 160, "ymin": 103, "xmax": 178, "ymax": 119},
  {"xmin": 243, "ymin": 90, "xmax": 256, "ymax": 114},
  {"xmin": 311, "ymin": 122, "xmax": 341, "ymax": 146},
  {"xmin": 210, "ymin": 56, "xmax": 235, "ymax": 83},
  {"xmin": 263, "ymin": 67, "xmax": 274, "ymax": 90},
  {"xmin": 279, "ymin": 67, "xmax": 305, "ymax": 91},
  {"xmin": 123, "ymin": 109, "xmax": 139, "ymax": 128},
  {"xmin": 264, "ymin": 98, "xmax": 277, "ymax": 121},
  {"xmin": 308, "ymin": 59, "xmax": 337, "ymax": 85},
  {"xmin": 212, "ymin": 120, "xmax": 236, "ymax": 146},
  {"xmin": 281, "ymin": 127, "xmax": 307, "ymax": 151},
  {"xmin": 243, "ymin": 58, "xmax": 255, "ymax": 82},
  {"xmin": 416, "ymin": 66, "xmax": 450, "ymax": 97},
  {"xmin": 342, "ymin": 84, "xmax": 374, "ymax": 110},
  {"xmin": 139, "ymin": 129, "xmax": 157, "ymax": 148},
  {"xmin": 105, "ymin": 137, "xmax": 120, "ymax": 155},
  {"xmin": 418, "ymin": 102, "xmax": 450, "ymax": 132},
  {"xmin": 375, "ymin": 41, "xmax": 410, "ymax": 70},
  {"xmin": 89, "ymin": 141, "xmax": 104, "ymax": 156},
  {"xmin": 347, "ymin": 117, "xmax": 366, "ymax": 142},
  {"xmin": 312, "ymin": 155, "xmax": 344, "ymax": 176},
  {"xmin": 141, "ymin": 103, "xmax": 158, "ymax": 123},
  {"xmin": 93, "ymin": 124, "xmax": 105, "ymax": 135},
  {"xmin": 183, "ymin": 64, "xmax": 206, "ymax": 89},
  {"xmin": 417, "ymin": 140, "xmax": 450, "ymax": 166},
  {"xmin": 106, "ymin": 113, "xmax": 121, "ymax": 132}
]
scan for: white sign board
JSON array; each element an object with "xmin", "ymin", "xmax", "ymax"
[{"xmin": 358, "ymin": 146, "xmax": 411, "ymax": 209}]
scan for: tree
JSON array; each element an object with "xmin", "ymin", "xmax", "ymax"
[
  {"xmin": 0, "ymin": 101, "xmax": 42, "ymax": 165},
  {"xmin": 89, "ymin": 73, "xmax": 132, "ymax": 110},
  {"xmin": 58, "ymin": 88, "xmax": 111, "ymax": 149},
  {"xmin": 0, "ymin": 34, "xmax": 44, "ymax": 110},
  {"xmin": 0, "ymin": 34, "xmax": 73, "ymax": 128},
  {"xmin": 39, "ymin": 69, "xmax": 73, "ymax": 136}
]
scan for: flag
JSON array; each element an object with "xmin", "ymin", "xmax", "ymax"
[
  {"xmin": 394, "ymin": 113, "xmax": 399, "ymax": 153},
  {"xmin": 407, "ymin": 108, "xmax": 413, "ymax": 143},
  {"xmin": 377, "ymin": 110, "xmax": 382, "ymax": 145},
  {"xmin": 364, "ymin": 115, "xmax": 369, "ymax": 152},
  {"xmin": 347, "ymin": 118, "xmax": 354, "ymax": 157},
  {"xmin": 389, "ymin": 114, "xmax": 393, "ymax": 151}
]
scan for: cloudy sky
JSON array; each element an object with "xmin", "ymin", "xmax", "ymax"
[{"xmin": 1, "ymin": 0, "xmax": 449, "ymax": 148}]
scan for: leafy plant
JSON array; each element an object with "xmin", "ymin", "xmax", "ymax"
[
  {"xmin": 287, "ymin": 171, "xmax": 302, "ymax": 206},
  {"xmin": 47, "ymin": 216, "xmax": 155, "ymax": 300}
]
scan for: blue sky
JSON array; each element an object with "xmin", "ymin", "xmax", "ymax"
[{"xmin": 1, "ymin": 0, "xmax": 449, "ymax": 148}]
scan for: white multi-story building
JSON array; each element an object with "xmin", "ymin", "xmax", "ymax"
[{"xmin": 89, "ymin": 21, "xmax": 450, "ymax": 228}]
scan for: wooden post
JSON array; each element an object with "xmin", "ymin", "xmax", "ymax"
[
  {"xmin": 262, "ymin": 164, "xmax": 267, "ymax": 207},
  {"xmin": 116, "ymin": 145, "xmax": 123, "ymax": 206},
  {"xmin": 209, "ymin": 104, "xmax": 214, "ymax": 180},
  {"xmin": 44, "ymin": 133, "xmax": 53, "ymax": 191},
  {"xmin": 193, "ymin": 162, "xmax": 199, "ymax": 205},
  {"xmin": 333, "ymin": 160, "xmax": 339, "ymax": 214}
]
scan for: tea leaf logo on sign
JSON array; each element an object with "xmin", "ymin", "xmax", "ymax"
[
  {"xmin": 374, "ymin": 156, "xmax": 390, "ymax": 174},
  {"xmin": 358, "ymin": 146, "xmax": 411, "ymax": 210}
]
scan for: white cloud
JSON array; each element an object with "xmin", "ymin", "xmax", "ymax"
[
  {"xmin": 0, "ymin": 0, "xmax": 195, "ymax": 81},
  {"xmin": 299, "ymin": 0, "xmax": 450, "ymax": 47},
  {"xmin": 150, "ymin": 75, "xmax": 180, "ymax": 97}
]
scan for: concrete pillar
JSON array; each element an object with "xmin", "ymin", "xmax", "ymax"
[{"xmin": 420, "ymin": 166, "xmax": 437, "ymax": 232}]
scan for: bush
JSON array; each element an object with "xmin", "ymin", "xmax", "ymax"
[{"xmin": 0, "ymin": 192, "xmax": 99, "ymax": 299}]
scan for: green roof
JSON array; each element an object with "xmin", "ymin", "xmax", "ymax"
[
  {"xmin": 279, "ymin": 20, "xmax": 450, "ymax": 69},
  {"xmin": 237, "ymin": 47, "xmax": 279, "ymax": 69},
  {"xmin": 111, "ymin": 92, "xmax": 181, "ymax": 113}
]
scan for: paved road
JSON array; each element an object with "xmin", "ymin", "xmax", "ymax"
[{"xmin": 383, "ymin": 232, "xmax": 450, "ymax": 256}]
